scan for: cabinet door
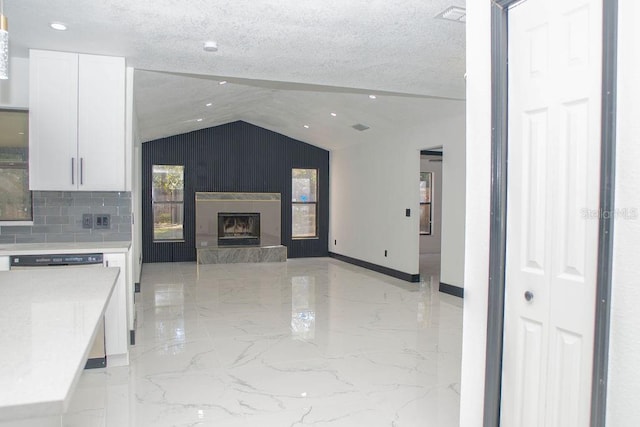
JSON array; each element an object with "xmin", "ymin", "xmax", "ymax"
[
  {"xmin": 29, "ymin": 50, "xmax": 79, "ymax": 191},
  {"xmin": 78, "ymin": 54, "xmax": 126, "ymax": 191},
  {"xmin": 103, "ymin": 253, "xmax": 129, "ymax": 363}
]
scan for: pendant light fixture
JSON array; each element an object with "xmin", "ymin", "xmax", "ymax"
[{"xmin": 0, "ymin": 0, "xmax": 8, "ymax": 80}]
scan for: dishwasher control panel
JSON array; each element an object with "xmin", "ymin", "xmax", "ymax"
[{"xmin": 10, "ymin": 253, "xmax": 104, "ymax": 267}]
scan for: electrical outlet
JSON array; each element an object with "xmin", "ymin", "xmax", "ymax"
[
  {"xmin": 94, "ymin": 214, "xmax": 111, "ymax": 229},
  {"xmin": 82, "ymin": 214, "xmax": 93, "ymax": 229},
  {"xmin": 406, "ymin": 208, "xmax": 411, "ymax": 217}
]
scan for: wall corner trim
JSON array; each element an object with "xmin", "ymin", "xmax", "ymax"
[{"xmin": 328, "ymin": 252, "xmax": 420, "ymax": 283}]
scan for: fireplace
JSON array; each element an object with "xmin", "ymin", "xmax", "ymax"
[{"xmin": 218, "ymin": 213, "xmax": 261, "ymax": 246}]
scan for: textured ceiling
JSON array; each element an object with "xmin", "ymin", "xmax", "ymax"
[
  {"xmin": 135, "ymin": 71, "xmax": 462, "ymax": 149},
  {"xmin": 4, "ymin": 0, "xmax": 466, "ymax": 147}
]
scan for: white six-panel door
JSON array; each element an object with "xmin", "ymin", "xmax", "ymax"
[{"xmin": 502, "ymin": 0, "xmax": 602, "ymax": 425}]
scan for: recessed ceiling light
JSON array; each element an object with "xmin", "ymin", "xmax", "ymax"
[
  {"xmin": 203, "ymin": 41, "xmax": 218, "ymax": 52},
  {"xmin": 50, "ymin": 22, "xmax": 68, "ymax": 31},
  {"xmin": 206, "ymin": 102, "xmax": 212, "ymax": 107},
  {"xmin": 369, "ymin": 95, "xmax": 377, "ymax": 99},
  {"xmin": 219, "ymin": 80, "xmax": 227, "ymax": 85},
  {"xmin": 435, "ymin": 6, "xmax": 466, "ymax": 23},
  {"xmin": 18, "ymin": 132, "xmax": 24, "ymax": 135},
  {"xmin": 303, "ymin": 125, "xmax": 310, "ymax": 129},
  {"xmin": 196, "ymin": 118, "xmax": 203, "ymax": 122},
  {"xmin": 330, "ymin": 112, "xmax": 337, "ymax": 117}
]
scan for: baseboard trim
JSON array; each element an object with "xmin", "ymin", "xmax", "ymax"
[
  {"xmin": 328, "ymin": 252, "xmax": 420, "ymax": 283},
  {"xmin": 85, "ymin": 357, "xmax": 106, "ymax": 369},
  {"xmin": 439, "ymin": 282, "xmax": 464, "ymax": 298}
]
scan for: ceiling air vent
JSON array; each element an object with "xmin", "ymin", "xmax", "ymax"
[
  {"xmin": 435, "ymin": 6, "xmax": 466, "ymax": 23},
  {"xmin": 352, "ymin": 123, "xmax": 370, "ymax": 131}
]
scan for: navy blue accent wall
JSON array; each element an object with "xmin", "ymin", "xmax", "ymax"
[{"xmin": 142, "ymin": 121, "xmax": 329, "ymax": 262}]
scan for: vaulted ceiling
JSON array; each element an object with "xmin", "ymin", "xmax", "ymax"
[{"xmin": 5, "ymin": 0, "xmax": 466, "ymax": 149}]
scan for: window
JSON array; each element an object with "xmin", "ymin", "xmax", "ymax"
[
  {"xmin": 420, "ymin": 172, "xmax": 432, "ymax": 235},
  {"xmin": 292, "ymin": 168, "xmax": 318, "ymax": 238},
  {"xmin": 152, "ymin": 165, "xmax": 184, "ymax": 241},
  {"xmin": 0, "ymin": 110, "xmax": 32, "ymax": 222}
]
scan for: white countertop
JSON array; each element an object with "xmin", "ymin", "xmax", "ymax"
[
  {"xmin": 0, "ymin": 241, "xmax": 131, "ymax": 255},
  {"xmin": 0, "ymin": 268, "xmax": 119, "ymax": 422}
]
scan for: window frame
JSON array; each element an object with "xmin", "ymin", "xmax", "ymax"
[
  {"xmin": 420, "ymin": 172, "xmax": 433, "ymax": 236},
  {"xmin": 291, "ymin": 168, "xmax": 319, "ymax": 239},
  {"xmin": 151, "ymin": 164, "xmax": 185, "ymax": 242},
  {"xmin": 0, "ymin": 109, "xmax": 33, "ymax": 224}
]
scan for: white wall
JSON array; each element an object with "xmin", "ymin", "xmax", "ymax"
[
  {"xmin": 459, "ymin": 0, "xmax": 492, "ymax": 425},
  {"xmin": 330, "ymin": 139, "xmax": 419, "ymax": 273},
  {"xmin": 440, "ymin": 130, "xmax": 466, "ymax": 287},
  {"xmin": 329, "ymin": 99, "xmax": 465, "ymax": 280},
  {"xmin": 607, "ymin": 0, "xmax": 640, "ymax": 423},
  {"xmin": 0, "ymin": 57, "xmax": 29, "ymax": 108},
  {"xmin": 126, "ymin": 67, "xmax": 143, "ymax": 283},
  {"xmin": 419, "ymin": 156, "xmax": 442, "ymax": 254}
]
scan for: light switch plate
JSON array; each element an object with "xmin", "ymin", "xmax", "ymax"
[
  {"xmin": 82, "ymin": 214, "xmax": 93, "ymax": 229},
  {"xmin": 94, "ymin": 214, "xmax": 111, "ymax": 229}
]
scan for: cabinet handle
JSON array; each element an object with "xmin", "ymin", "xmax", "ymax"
[
  {"xmin": 80, "ymin": 158, "xmax": 84, "ymax": 185},
  {"xmin": 71, "ymin": 158, "xmax": 75, "ymax": 185}
]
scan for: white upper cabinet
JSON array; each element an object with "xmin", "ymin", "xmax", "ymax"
[
  {"xmin": 29, "ymin": 50, "xmax": 79, "ymax": 190},
  {"xmin": 29, "ymin": 50, "xmax": 126, "ymax": 191},
  {"xmin": 78, "ymin": 54, "xmax": 126, "ymax": 191}
]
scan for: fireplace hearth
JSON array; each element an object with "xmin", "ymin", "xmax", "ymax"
[
  {"xmin": 218, "ymin": 213, "xmax": 260, "ymax": 246},
  {"xmin": 196, "ymin": 193, "xmax": 285, "ymax": 264}
]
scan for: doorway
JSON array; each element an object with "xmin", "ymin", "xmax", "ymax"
[
  {"xmin": 419, "ymin": 148, "xmax": 443, "ymax": 283},
  {"xmin": 484, "ymin": 0, "xmax": 617, "ymax": 425},
  {"xmin": 502, "ymin": 0, "xmax": 601, "ymax": 424}
]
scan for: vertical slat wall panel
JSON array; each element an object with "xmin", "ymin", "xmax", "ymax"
[{"xmin": 142, "ymin": 121, "xmax": 329, "ymax": 263}]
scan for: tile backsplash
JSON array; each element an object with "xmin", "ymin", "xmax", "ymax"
[{"xmin": 0, "ymin": 191, "xmax": 132, "ymax": 244}]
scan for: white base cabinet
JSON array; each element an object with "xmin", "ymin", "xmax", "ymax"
[
  {"xmin": 29, "ymin": 50, "xmax": 126, "ymax": 191},
  {"xmin": 103, "ymin": 253, "xmax": 129, "ymax": 367}
]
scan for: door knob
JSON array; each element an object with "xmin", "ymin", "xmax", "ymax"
[{"xmin": 524, "ymin": 291, "xmax": 534, "ymax": 302}]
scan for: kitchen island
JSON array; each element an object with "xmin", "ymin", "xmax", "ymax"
[
  {"xmin": 0, "ymin": 268, "xmax": 119, "ymax": 426},
  {"xmin": 0, "ymin": 241, "xmax": 134, "ymax": 368}
]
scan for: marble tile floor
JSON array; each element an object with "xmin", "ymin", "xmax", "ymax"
[
  {"xmin": 63, "ymin": 257, "xmax": 463, "ymax": 426},
  {"xmin": 419, "ymin": 253, "xmax": 441, "ymax": 280}
]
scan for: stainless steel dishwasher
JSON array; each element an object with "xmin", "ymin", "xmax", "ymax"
[{"xmin": 9, "ymin": 253, "xmax": 108, "ymax": 369}]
